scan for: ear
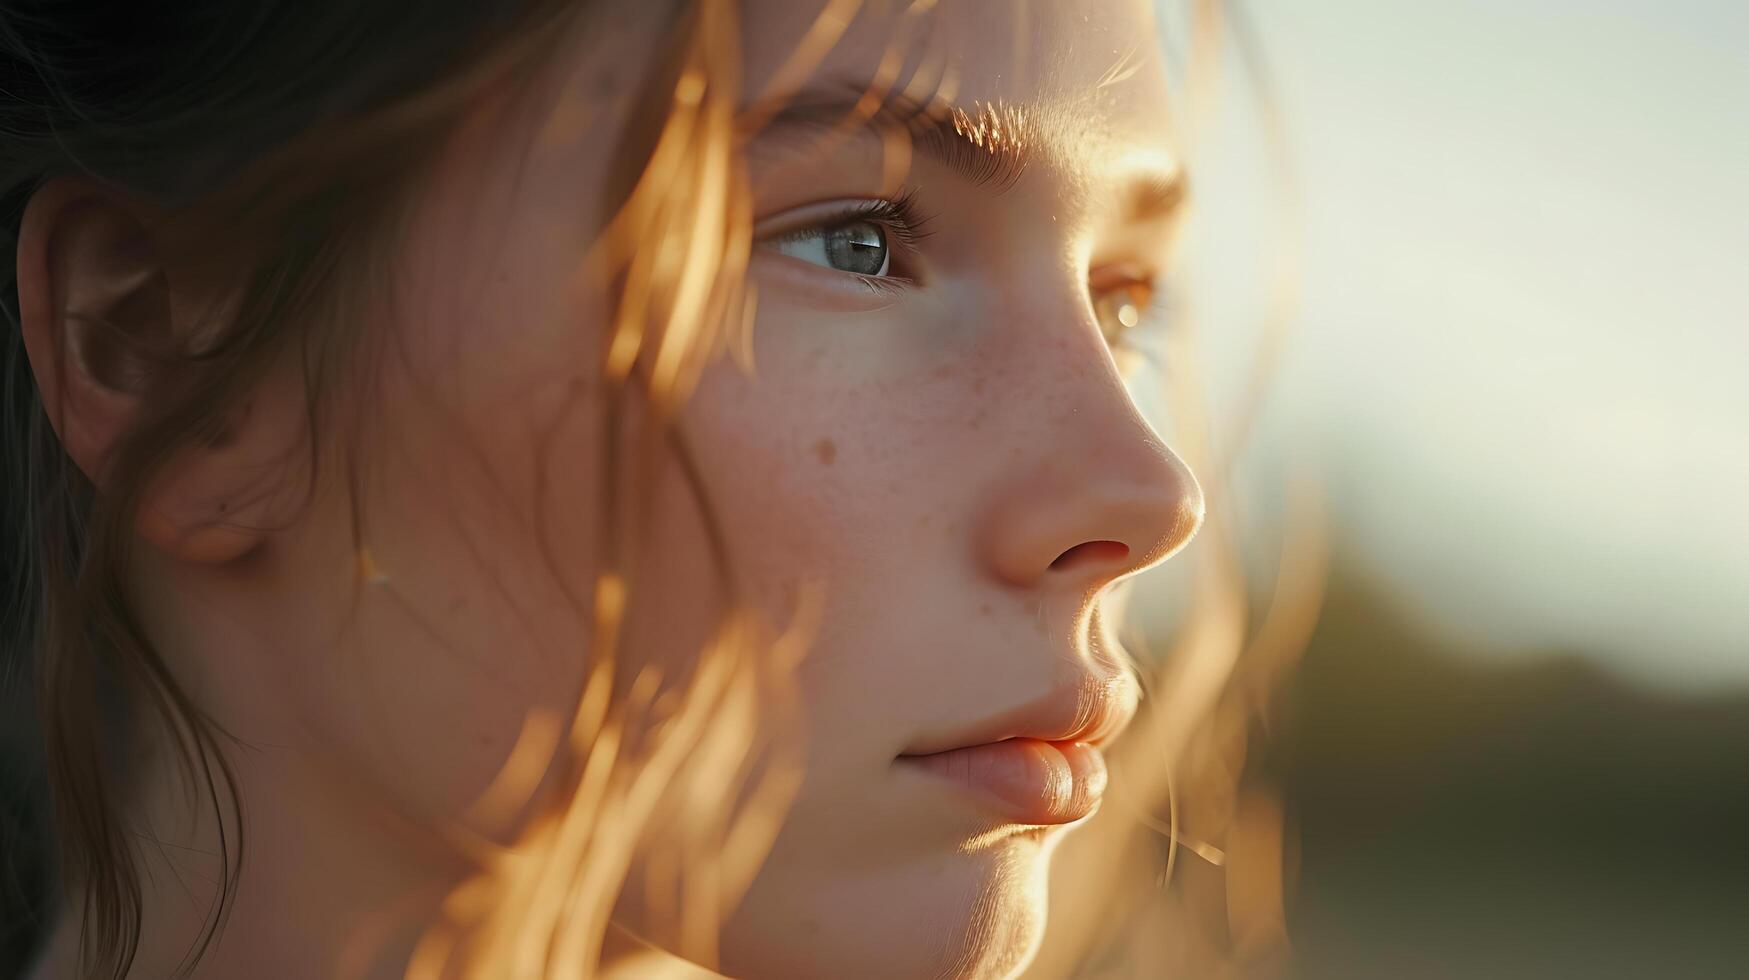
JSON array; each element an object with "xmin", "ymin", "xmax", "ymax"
[{"xmin": 16, "ymin": 178, "xmax": 273, "ymax": 564}]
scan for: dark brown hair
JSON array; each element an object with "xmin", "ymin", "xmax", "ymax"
[{"xmin": 0, "ymin": 2, "xmax": 613, "ymax": 975}]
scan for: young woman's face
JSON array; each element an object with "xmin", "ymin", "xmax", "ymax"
[{"xmin": 157, "ymin": 1, "xmax": 1200, "ymax": 977}]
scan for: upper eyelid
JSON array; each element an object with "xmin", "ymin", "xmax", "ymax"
[
  {"xmin": 754, "ymin": 194, "xmax": 924, "ymax": 238},
  {"xmin": 1088, "ymin": 264, "xmax": 1158, "ymax": 290},
  {"xmin": 753, "ymin": 197, "xmax": 890, "ymax": 238},
  {"xmin": 758, "ymin": 204, "xmax": 887, "ymax": 245}
]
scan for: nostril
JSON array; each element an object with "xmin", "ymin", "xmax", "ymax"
[{"xmin": 1050, "ymin": 540, "xmax": 1130, "ymax": 571}]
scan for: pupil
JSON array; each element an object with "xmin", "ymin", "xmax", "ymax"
[{"xmin": 824, "ymin": 221, "xmax": 887, "ymax": 276}]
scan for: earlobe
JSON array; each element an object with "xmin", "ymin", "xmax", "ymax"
[
  {"xmin": 136, "ymin": 503, "xmax": 264, "ymax": 564},
  {"xmin": 134, "ymin": 415, "xmax": 281, "ymax": 565}
]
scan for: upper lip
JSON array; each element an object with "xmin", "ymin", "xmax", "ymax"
[{"xmin": 897, "ymin": 667, "xmax": 1141, "ymax": 757}]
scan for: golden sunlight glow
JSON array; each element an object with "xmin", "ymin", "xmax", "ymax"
[
  {"xmin": 400, "ymin": 2, "xmax": 1312, "ymax": 977},
  {"xmin": 948, "ymin": 100, "xmax": 1032, "ymax": 159}
]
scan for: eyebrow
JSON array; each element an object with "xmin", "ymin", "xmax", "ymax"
[
  {"xmin": 740, "ymin": 84, "xmax": 1034, "ymax": 192},
  {"xmin": 741, "ymin": 83, "xmax": 1190, "ymax": 226}
]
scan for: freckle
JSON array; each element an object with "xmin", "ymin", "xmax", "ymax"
[
  {"xmin": 813, "ymin": 438, "xmax": 837, "ymax": 465},
  {"xmin": 979, "ymin": 602, "xmax": 992, "ymax": 617},
  {"xmin": 973, "ymin": 377, "xmax": 985, "ymax": 395}
]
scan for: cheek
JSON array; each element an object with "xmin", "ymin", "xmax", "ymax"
[
  {"xmin": 301, "ymin": 374, "xmax": 607, "ymax": 835},
  {"xmin": 607, "ymin": 412, "xmax": 735, "ymax": 697},
  {"xmin": 666, "ymin": 340, "xmax": 998, "ymax": 783},
  {"xmin": 286, "ymin": 95, "xmax": 635, "ymax": 826},
  {"xmin": 679, "ymin": 340, "xmax": 995, "ymax": 593},
  {"xmin": 670, "ymin": 351, "xmax": 1008, "ymax": 784},
  {"xmin": 284, "ymin": 295, "xmax": 616, "ymax": 834}
]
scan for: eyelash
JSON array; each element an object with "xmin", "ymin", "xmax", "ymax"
[{"xmin": 767, "ymin": 190, "xmax": 936, "ymax": 294}]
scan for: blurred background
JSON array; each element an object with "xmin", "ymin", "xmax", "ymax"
[{"xmin": 1138, "ymin": 1, "xmax": 1749, "ymax": 977}]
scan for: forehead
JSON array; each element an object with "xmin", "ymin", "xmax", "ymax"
[{"xmin": 738, "ymin": 0, "xmax": 1176, "ymax": 167}]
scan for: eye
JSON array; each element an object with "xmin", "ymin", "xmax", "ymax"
[
  {"xmin": 1092, "ymin": 278, "xmax": 1156, "ymax": 346},
  {"xmin": 757, "ymin": 193, "xmax": 930, "ymax": 287},
  {"xmin": 772, "ymin": 219, "xmax": 891, "ymax": 277}
]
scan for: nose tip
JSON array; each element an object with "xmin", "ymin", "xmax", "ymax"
[
  {"xmin": 1047, "ymin": 457, "xmax": 1203, "ymax": 585},
  {"xmin": 983, "ymin": 447, "xmax": 1204, "ymax": 590},
  {"xmin": 1137, "ymin": 469, "xmax": 1204, "ymax": 569}
]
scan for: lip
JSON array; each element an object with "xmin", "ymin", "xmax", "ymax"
[
  {"xmin": 895, "ymin": 738, "xmax": 1109, "ymax": 825},
  {"xmin": 899, "ymin": 669, "xmax": 1140, "ymax": 757}
]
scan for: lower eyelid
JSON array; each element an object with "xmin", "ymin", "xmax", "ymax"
[
  {"xmin": 850, "ymin": 271, "xmax": 911, "ymax": 296},
  {"xmin": 749, "ymin": 250, "xmax": 912, "ymax": 308}
]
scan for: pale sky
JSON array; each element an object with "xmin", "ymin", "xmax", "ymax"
[{"xmin": 1146, "ymin": 0, "xmax": 1749, "ymax": 691}]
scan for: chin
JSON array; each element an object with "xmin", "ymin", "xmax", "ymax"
[{"xmin": 716, "ymin": 832, "xmax": 1058, "ymax": 980}]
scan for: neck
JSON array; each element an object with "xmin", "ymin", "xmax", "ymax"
[
  {"xmin": 38, "ymin": 727, "xmax": 466, "ymax": 978},
  {"xmin": 32, "ymin": 732, "xmax": 720, "ymax": 979}
]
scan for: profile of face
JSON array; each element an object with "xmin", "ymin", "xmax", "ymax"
[{"xmin": 19, "ymin": 1, "xmax": 1201, "ymax": 978}]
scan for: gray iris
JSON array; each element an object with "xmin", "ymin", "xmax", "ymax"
[{"xmin": 824, "ymin": 221, "xmax": 887, "ymax": 275}]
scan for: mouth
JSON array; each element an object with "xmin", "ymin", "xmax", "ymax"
[{"xmin": 894, "ymin": 737, "xmax": 1109, "ymax": 826}]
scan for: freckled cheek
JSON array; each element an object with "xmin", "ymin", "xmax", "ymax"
[
  {"xmin": 688, "ymin": 380, "xmax": 988, "ymax": 584},
  {"xmin": 701, "ymin": 415, "xmax": 872, "ymax": 572}
]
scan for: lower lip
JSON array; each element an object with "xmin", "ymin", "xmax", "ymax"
[{"xmin": 896, "ymin": 738, "xmax": 1108, "ymax": 825}]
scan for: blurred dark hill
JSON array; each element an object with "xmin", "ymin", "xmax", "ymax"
[{"xmin": 1278, "ymin": 565, "xmax": 1749, "ymax": 980}]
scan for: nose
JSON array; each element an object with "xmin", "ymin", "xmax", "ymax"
[{"xmin": 977, "ymin": 375, "xmax": 1203, "ymax": 593}]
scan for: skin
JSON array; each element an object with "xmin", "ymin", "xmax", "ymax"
[{"xmin": 18, "ymin": 1, "xmax": 1200, "ymax": 977}]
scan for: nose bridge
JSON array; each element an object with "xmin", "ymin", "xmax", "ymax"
[{"xmin": 975, "ymin": 291, "xmax": 1203, "ymax": 591}]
